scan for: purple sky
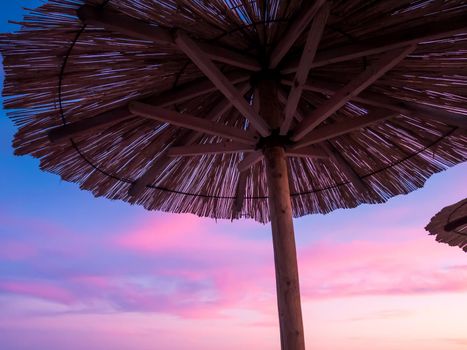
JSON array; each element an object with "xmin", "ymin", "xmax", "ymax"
[{"xmin": 1, "ymin": 2, "xmax": 467, "ymax": 349}]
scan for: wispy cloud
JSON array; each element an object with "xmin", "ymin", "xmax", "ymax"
[{"xmin": 1, "ymin": 208, "xmax": 466, "ymax": 322}]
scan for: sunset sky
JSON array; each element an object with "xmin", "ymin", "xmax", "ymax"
[{"xmin": 1, "ymin": 2, "xmax": 466, "ymax": 350}]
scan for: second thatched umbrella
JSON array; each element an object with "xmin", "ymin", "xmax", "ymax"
[
  {"xmin": 1, "ymin": 1, "xmax": 467, "ymax": 349},
  {"xmin": 426, "ymin": 198, "xmax": 467, "ymax": 252}
]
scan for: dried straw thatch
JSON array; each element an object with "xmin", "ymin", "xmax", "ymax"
[
  {"xmin": 426, "ymin": 198, "xmax": 467, "ymax": 252},
  {"xmin": 1, "ymin": 0, "xmax": 466, "ymax": 223}
]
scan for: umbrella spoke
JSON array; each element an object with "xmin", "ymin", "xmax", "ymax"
[
  {"xmin": 285, "ymin": 78, "xmax": 467, "ymax": 129},
  {"xmin": 281, "ymin": 11, "xmax": 467, "ymax": 73},
  {"xmin": 291, "ymin": 45, "xmax": 415, "ymax": 141},
  {"xmin": 174, "ymin": 31, "xmax": 271, "ymax": 137},
  {"xmin": 293, "ymin": 109, "xmax": 397, "ymax": 149},
  {"xmin": 48, "ymin": 106, "xmax": 132, "ymax": 143},
  {"xmin": 78, "ymin": 5, "xmax": 261, "ymax": 71},
  {"xmin": 280, "ymin": 3, "xmax": 330, "ymax": 135},
  {"xmin": 269, "ymin": 0, "xmax": 326, "ymax": 69},
  {"xmin": 129, "ymin": 102, "xmax": 258, "ymax": 145},
  {"xmin": 128, "ymin": 90, "xmax": 251, "ymax": 198},
  {"xmin": 48, "ymin": 75, "xmax": 249, "ymax": 142}
]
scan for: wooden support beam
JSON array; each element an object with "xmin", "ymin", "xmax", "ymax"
[
  {"xmin": 281, "ymin": 77, "xmax": 408, "ymax": 113},
  {"xmin": 293, "ymin": 109, "xmax": 397, "ymax": 149},
  {"xmin": 281, "ymin": 11, "xmax": 467, "ymax": 73},
  {"xmin": 48, "ymin": 106, "xmax": 131, "ymax": 143},
  {"xmin": 174, "ymin": 31, "xmax": 270, "ymax": 137},
  {"xmin": 278, "ymin": 88, "xmax": 304, "ymax": 122},
  {"xmin": 322, "ymin": 143, "xmax": 369, "ymax": 195},
  {"xmin": 283, "ymin": 78, "xmax": 467, "ymax": 129},
  {"xmin": 285, "ymin": 146, "xmax": 329, "ymax": 159},
  {"xmin": 48, "ymin": 73, "xmax": 248, "ymax": 142},
  {"xmin": 269, "ymin": 0, "xmax": 326, "ymax": 68},
  {"xmin": 444, "ymin": 215, "xmax": 467, "ymax": 232},
  {"xmin": 129, "ymin": 87, "xmax": 251, "ymax": 199},
  {"xmin": 129, "ymin": 102, "xmax": 257, "ymax": 145},
  {"xmin": 78, "ymin": 5, "xmax": 261, "ymax": 71},
  {"xmin": 180, "ymin": 83, "xmax": 251, "ymax": 146},
  {"xmin": 291, "ymin": 46, "xmax": 415, "ymax": 141},
  {"xmin": 280, "ymin": 4, "xmax": 330, "ymax": 135},
  {"xmin": 237, "ymin": 151, "xmax": 263, "ymax": 172},
  {"xmin": 167, "ymin": 142, "xmax": 254, "ymax": 157}
]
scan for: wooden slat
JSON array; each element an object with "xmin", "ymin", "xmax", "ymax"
[
  {"xmin": 281, "ymin": 11, "xmax": 467, "ymax": 73},
  {"xmin": 322, "ymin": 143, "xmax": 368, "ymax": 194},
  {"xmin": 129, "ymin": 102, "xmax": 257, "ymax": 145},
  {"xmin": 280, "ymin": 3, "xmax": 330, "ymax": 134},
  {"xmin": 293, "ymin": 109, "xmax": 397, "ymax": 149},
  {"xmin": 291, "ymin": 46, "xmax": 415, "ymax": 141},
  {"xmin": 78, "ymin": 5, "xmax": 260, "ymax": 71},
  {"xmin": 48, "ymin": 74, "xmax": 248, "ymax": 142},
  {"xmin": 269, "ymin": 0, "xmax": 326, "ymax": 68},
  {"xmin": 167, "ymin": 142, "xmax": 255, "ymax": 157},
  {"xmin": 174, "ymin": 31, "xmax": 270, "ymax": 137},
  {"xmin": 286, "ymin": 146, "xmax": 329, "ymax": 159},
  {"xmin": 237, "ymin": 151, "xmax": 263, "ymax": 172}
]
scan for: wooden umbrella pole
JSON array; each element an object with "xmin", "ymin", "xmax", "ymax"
[
  {"xmin": 258, "ymin": 79, "xmax": 305, "ymax": 350},
  {"xmin": 264, "ymin": 145, "xmax": 305, "ymax": 350}
]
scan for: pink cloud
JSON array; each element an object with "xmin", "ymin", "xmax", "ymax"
[
  {"xmin": 108, "ymin": 214, "xmax": 467, "ymax": 318},
  {"xmin": 297, "ymin": 231, "xmax": 467, "ymax": 299},
  {"xmin": 2, "ymin": 210, "xmax": 466, "ymax": 322},
  {"xmin": 0, "ymin": 280, "xmax": 75, "ymax": 304}
]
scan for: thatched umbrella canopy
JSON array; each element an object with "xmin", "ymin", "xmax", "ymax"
[
  {"xmin": 1, "ymin": 0, "xmax": 467, "ymax": 349},
  {"xmin": 426, "ymin": 198, "xmax": 467, "ymax": 252}
]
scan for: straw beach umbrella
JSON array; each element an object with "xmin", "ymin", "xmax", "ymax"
[
  {"xmin": 426, "ymin": 198, "xmax": 467, "ymax": 252},
  {"xmin": 1, "ymin": 0, "xmax": 466, "ymax": 348}
]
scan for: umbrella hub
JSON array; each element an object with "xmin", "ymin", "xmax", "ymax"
[
  {"xmin": 256, "ymin": 129, "xmax": 294, "ymax": 151},
  {"xmin": 250, "ymin": 68, "xmax": 282, "ymax": 87}
]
